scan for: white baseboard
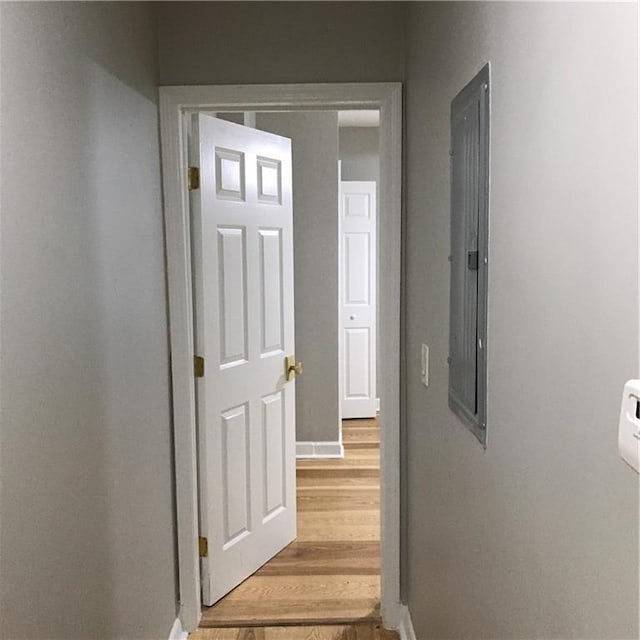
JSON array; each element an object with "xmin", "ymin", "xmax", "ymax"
[
  {"xmin": 168, "ymin": 617, "xmax": 188, "ymax": 640},
  {"xmin": 377, "ymin": 397, "xmax": 381, "ymax": 412},
  {"xmin": 296, "ymin": 440, "xmax": 344, "ymax": 459},
  {"xmin": 398, "ymin": 605, "xmax": 417, "ymax": 640}
]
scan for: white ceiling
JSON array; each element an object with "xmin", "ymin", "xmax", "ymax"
[{"xmin": 337, "ymin": 110, "xmax": 380, "ymax": 128}]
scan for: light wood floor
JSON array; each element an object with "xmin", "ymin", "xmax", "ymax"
[
  {"xmin": 190, "ymin": 418, "xmax": 398, "ymax": 640},
  {"xmin": 190, "ymin": 625, "xmax": 398, "ymax": 639}
]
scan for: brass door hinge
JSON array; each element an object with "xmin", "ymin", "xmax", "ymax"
[
  {"xmin": 188, "ymin": 166, "xmax": 200, "ymax": 191},
  {"xmin": 199, "ymin": 536, "xmax": 208, "ymax": 558},
  {"xmin": 194, "ymin": 355, "xmax": 205, "ymax": 378}
]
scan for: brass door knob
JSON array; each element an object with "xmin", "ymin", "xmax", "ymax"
[{"xmin": 285, "ymin": 355, "xmax": 303, "ymax": 381}]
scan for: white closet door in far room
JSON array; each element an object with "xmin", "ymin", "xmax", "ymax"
[{"xmin": 340, "ymin": 180, "xmax": 377, "ymax": 419}]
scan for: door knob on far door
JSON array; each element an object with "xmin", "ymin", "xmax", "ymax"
[
  {"xmin": 285, "ymin": 355, "xmax": 303, "ymax": 381},
  {"xmin": 349, "ymin": 315, "xmax": 356, "ymax": 320}
]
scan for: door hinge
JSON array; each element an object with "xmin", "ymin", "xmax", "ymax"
[
  {"xmin": 188, "ymin": 166, "xmax": 200, "ymax": 191},
  {"xmin": 194, "ymin": 355, "xmax": 205, "ymax": 378},
  {"xmin": 199, "ymin": 536, "xmax": 208, "ymax": 558}
]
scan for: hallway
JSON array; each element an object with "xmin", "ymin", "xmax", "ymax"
[{"xmin": 191, "ymin": 418, "xmax": 399, "ymax": 639}]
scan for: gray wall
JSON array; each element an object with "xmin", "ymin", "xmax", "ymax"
[
  {"xmin": 158, "ymin": 2, "xmax": 405, "ymax": 86},
  {"xmin": 2, "ymin": 4, "xmax": 635, "ymax": 640},
  {"xmin": 0, "ymin": 3, "xmax": 177, "ymax": 638},
  {"xmin": 339, "ymin": 127, "xmax": 380, "ymax": 183},
  {"xmin": 404, "ymin": 3, "xmax": 639, "ymax": 639},
  {"xmin": 257, "ymin": 112, "xmax": 341, "ymax": 444}
]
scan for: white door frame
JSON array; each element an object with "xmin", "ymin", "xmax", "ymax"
[{"xmin": 158, "ymin": 83, "xmax": 402, "ymax": 633}]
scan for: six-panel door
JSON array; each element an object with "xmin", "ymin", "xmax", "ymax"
[{"xmin": 191, "ymin": 114, "xmax": 296, "ymax": 605}]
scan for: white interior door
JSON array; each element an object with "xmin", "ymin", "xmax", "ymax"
[
  {"xmin": 340, "ymin": 181, "xmax": 377, "ymax": 419},
  {"xmin": 191, "ymin": 114, "xmax": 297, "ymax": 605}
]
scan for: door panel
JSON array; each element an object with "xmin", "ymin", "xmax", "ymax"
[
  {"xmin": 191, "ymin": 114, "xmax": 296, "ymax": 606},
  {"xmin": 261, "ymin": 391, "xmax": 286, "ymax": 520},
  {"xmin": 344, "ymin": 232, "xmax": 371, "ymax": 306},
  {"xmin": 217, "ymin": 227, "xmax": 248, "ymax": 367},
  {"xmin": 221, "ymin": 404, "xmax": 250, "ymax": 547},
  {"xmin": 259, "ymin": 229, "xmax": 284, "ymax": 355},
  {"xmin": 345, "ymin": 327, "xmax": 372, "ymax": 399},
  {"xmin": 340, "ymin": 182, "xmax": 377, "ymax": 419}
]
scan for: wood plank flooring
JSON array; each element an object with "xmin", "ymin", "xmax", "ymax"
[
  {"xmin": 189, "ymin": 624, "xmax": 398, "ymax": 640},
  {"xmin": 190, "ymin": 624, "xmax": 399, "ymax": 639},
  {"xmin": 192, "ymin": 418, "xmax": 398, "ymax": 640}
]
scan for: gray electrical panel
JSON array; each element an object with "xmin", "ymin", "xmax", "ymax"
[{"xmin": 449, "ymin": 63, "xmax": 490, "ymax": 446}]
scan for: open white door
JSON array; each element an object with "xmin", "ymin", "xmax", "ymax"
[
  {"xmin": 191, "ymin": 114, "xmax": 297, "ymax": 605},
  {"xmin": 340, "ymin": 181, "xmax": 377, "ymax": 419}
]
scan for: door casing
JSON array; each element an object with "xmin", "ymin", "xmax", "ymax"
[{"xmin": 158, "ymin": 83, "xmax": 403, "ymax": 633}]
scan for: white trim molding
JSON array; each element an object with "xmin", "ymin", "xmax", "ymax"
[
  {"xmin": 168, "ymin": 618, "xmax": 188, "ymax": 640},
  {"xmin": 398, "ymin": 605, "xmax": 418, "ymax": 640},
  {"xmin": 296, "ymin": 441, "xmax": 344, "ymax": 459},
  {"xmin": 159, "ymin": 82, "xmax": 402, "ymax": 633}
]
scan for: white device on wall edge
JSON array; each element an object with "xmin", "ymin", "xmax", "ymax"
[{"xmin": 618, "ymin": 380, "xmax": 640, "ymax": 473}]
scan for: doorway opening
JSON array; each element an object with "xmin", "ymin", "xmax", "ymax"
[
  {"xmin": 158, "ymin": 83, "xmax": 402, "ymax": 633},
  {"xmin": 192, "ymin": 109, "xmax": 381, "ymax": 628}
]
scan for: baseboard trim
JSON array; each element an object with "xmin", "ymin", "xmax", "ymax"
[
  {"xmin": 296, "ymin": 440, "xmax": 344, "ymax": 459},
  {"xmin": 376, "ymin": 397, "xmax": 381, "ymax": 412},
  {"xmin": 168, "ymin": 617, "xmax": 188, "ymax": 640},
  {"xmin": 397, "ymin": 605, "xmax": 417, "ymax": 640}
]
